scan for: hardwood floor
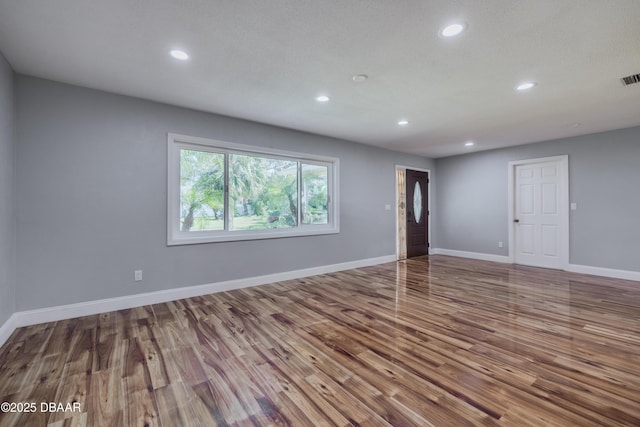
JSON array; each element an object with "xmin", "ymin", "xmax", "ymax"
[{"xmin": 1, "ymin": 255, "xmax": 639, "ymax": 426}]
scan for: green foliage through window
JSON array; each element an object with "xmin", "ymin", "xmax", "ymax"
[
  {"xmin": 179, "ymin": 149, "xmax": 330, "ymax": 233},
  {"xmin": 180, "ymin": 150, "xmax": 224, "ymax": 231},
  {"xmin": 301, "ymin": 164, "xmax": 329, "ymax": 225}
]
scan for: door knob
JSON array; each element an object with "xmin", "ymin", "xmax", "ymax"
[{"xmin": 514, "ymin": 219, "xmax": 520, "ymax": 223}]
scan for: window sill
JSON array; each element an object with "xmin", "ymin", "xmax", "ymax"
[{"xmin": 167, "ymin": 225, "xmax": 339, "ymax": 246}]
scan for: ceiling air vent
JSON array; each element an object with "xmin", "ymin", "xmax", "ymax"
[{"xmin": 621, "ymin": 73, "xmax": 640, "ymax": 86}]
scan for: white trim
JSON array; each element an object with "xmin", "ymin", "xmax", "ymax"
[
  {"xmin": 167, "ymin": 133, "xmax": 340, "ymax": 246},
  {"xmin": 431, "ymin": 249, "xmax": 640, "ymax": 282},
  {"xmin": 567, "ymin": 264, "xmax": 640, "ymax": 282},
  {"xmin": 5, "ymin": 255, "xmax": 395, "ymax": 331},
  {"xmin": 0, "ymin": 314, "xmax": 17, "ymax": 348},
  {"xmin": 507, "ymin": 155, "xmax": 569, "ymax": 268},
  {"xmin": 431, "ymin": 248, "xmax": 512, "ymax": 263},
  {"xmin": 3, "ymin": 254, "xmax": 638, "ymax": 348},
  {"xmin": 169, "ymin": 133, "xmax": 340, "ymax": 163},
  {"xmin": 395, "ymin": 165, "xmax": 431, "ymax": 260}
]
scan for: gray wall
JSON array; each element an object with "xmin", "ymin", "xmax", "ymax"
[
  {"xmin": 15, "ymin": 76, "xmax": 434, "ymax": 311},
  {"xmin": 0, "ymin": 53, "xmax": 15, "ymax": 325},
  {"xmin": 435, "ymin": 126, "xmax": 640, "ymax": 272}
]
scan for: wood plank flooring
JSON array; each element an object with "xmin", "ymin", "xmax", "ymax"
[{"xmin": 1, "ymin": 255, "xmax": 639, "ymax": 426}]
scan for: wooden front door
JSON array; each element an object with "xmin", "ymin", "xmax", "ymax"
[{"xmin": 406, "ymin": 170, "xmax": 429, "ymax": 258}]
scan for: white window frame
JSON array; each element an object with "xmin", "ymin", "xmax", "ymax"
[{"xmin": 167, "ymin": 133, "xmax": 340, "ymax": 245}]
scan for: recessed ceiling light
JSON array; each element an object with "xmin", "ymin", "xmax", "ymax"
[
  {"xmin": 316, "ymin": 95, "xmax": 330, "ymax": 102},
  {"xmin": 440, "ymin": 22, "xmax": 467, "ymax": 38},
  {"xmin": 516, "ymin": 81, "xmax": 537, "ymax": 91},
  {"xmin": 397, "ymin": 119, "xmax": 409, "ymax": 126},
  {"xmin": 465, "ymin": 141, "xmax": 475, "ymax": 147},
  {"xmin": 169, "ymin": 49, "xmax": 189, "ymax": 60},
  {"xmin": 352, "ymin": 74, "xmax": 368, "ymax": 83}
]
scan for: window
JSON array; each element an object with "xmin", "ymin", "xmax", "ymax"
[{"xmin": 168, "ymin": 133, "xmax": 339, "ymax": 245}]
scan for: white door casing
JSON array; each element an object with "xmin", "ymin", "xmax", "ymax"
[{"xmin": 508, "ymin": 156, "xmax": 569, "ymax": 269}]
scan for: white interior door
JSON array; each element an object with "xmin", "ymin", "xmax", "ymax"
[{"xmin": 514, "ymin": 160, "xmax": 565, "ymax": 269}]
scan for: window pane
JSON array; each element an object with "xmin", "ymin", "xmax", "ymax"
[
  {"xmin": 180, "ymin": 149, "xmax": 225, "ymax": 231},
  {"xmin": 230, "ymin": 154, "xmax": 298, "ymax": 230},
  {"xmin": 301, "ymin": 163, "xmax": 329, "ymax": 224}
]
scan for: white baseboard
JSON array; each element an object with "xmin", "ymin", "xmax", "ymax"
[
  {"xmin": 432, "ymin": 248, "xmax": 640, "ymax": 282},
  {"xmin": 566, "ymin": 263, "xmax": 640, "ymax": 282},
  {"xmin": 430, "ymin": 248, "xmax": 512, "ymax": 264},
  {"xmin": 0, "ymin": 313, "xmax": 17, "ymax": 348},
  {"xmin": 1, "ymin": 255, "xmax": 396, "ymax": 345},
  {"xmin": 3, "ymin": 252, "xmax": 636, "ymax": 349}
]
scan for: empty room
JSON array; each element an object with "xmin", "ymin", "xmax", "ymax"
[{"xmin": 1, "ymin": 1, "xmax": 639, "ymax": 426}]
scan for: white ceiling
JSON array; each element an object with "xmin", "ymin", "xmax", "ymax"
[{"xmin": 1, "ymin": 1, "xmax": 639, "ymax": 158}]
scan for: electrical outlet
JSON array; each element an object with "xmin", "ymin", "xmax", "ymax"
[
  {"xmin": 498, "ymin": 241, "xmax": 504, "ymax": 248},
  {"xmin": 134, "ymin": 270, "xmax": 142, "ymax": 281}
]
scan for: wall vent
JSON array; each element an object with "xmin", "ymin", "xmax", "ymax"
[{"xmin": 621, "ymin": 73, "xmax": 640, "ymax": 86}]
